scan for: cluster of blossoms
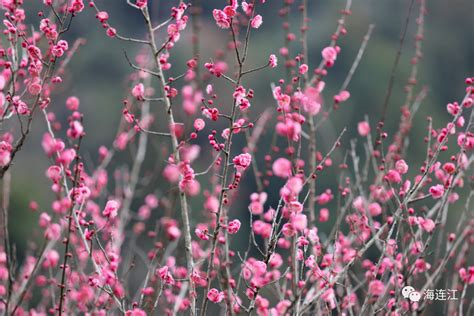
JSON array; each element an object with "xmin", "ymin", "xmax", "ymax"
[{"xmin": 0, "ymin": 0, "xmax": 472, "ymax": 316}]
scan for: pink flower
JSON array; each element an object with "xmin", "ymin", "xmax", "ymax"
[
  {"xmin": 272, "ymin": 158, "xmax": 292, "ymax": 178},
  {"xmin": 194, "ymin": 118, "xmax": 205, "ymax": 131},
  {"xmin": 273, "ymin": 86, "xmax": 291, "ymax": 109},
  {"xmin": 46, "ymin": 165, "xmax": 62, "ymax": 183},
  {"xmin": 319, "ymin": 208, "xmax": 329, "ymax": 222},
  {"xmin": 44, "ymin": 223, "xmax": 61, "ymax": 240},
  {"xmin": 233, "ymin": 86, "xmax": 251, "ymax": 111},
  {"xmin": 318, "ymin": 191, "xmax": 333, "ymax": 205},
  {"xmin": 385, "ymin": 170, "xmax": 401, "ymax": 183},
  {"xmin": 321, "ymin": 288, "xmax": 336, "ymax": 310},
  {"xmin": 227, "ymin": 219, "xmax": 241, "ymax": 234},
  {"xmin": 206, "ymin": 84, "xmax": 213, "ymax": 95},
  {"xmin": 142, "ymin": 287, "xmax": 154, "ymax": 296},
  {"xmin": 290, "ymin": 213, "xmax": 307, "ymax": 231},
  {"xmin": 144, "ymin": 194, "xmax": 158, "ymax": 208},
  {"xmin": 0, "ymin": 141, "xmax": 12, "ymax": 167},
  {"xmin": 276, "ymin": 117, "xmax": 302, "ymax": 141},
  {"xmin": 241, "ymin": 1, "xmax": 253, "ymax": 15},
  {"xmin": 299, "ymin": 64, "xmax": 309, "ymax": 74},
  {"xmin": 28, "ymin": 79, "xmax": 41, "ymax": 95},
  {"xmin": 59, "ymin": 148, "xmax": 76, "ymax": 167},
  {"xmin": 207, "ymin": 288, "xmax": 224, "ymax": 303},
  {"xmin": 443, "ymin": 162, "xmax": 456, "ymax": 174},
  {"xmin": 414, "ymin": 259, "xmax": 431, "ymax": 274},
  {"xmin": 281, "ymin": 177, "xmax": 303, "ymax": 200},
  {"xmin": 447, "ymin": 102, "xmax": 460, "ymax": 116},
  {"xmin": 269, "ymin": 54, "xmax": 278, "ymax": 68},
  {"xmin": 135, "ymin": 0, "xmax": 147, "ymax": 8},
  {"xmin": 66, "ymin": 96, "xmax": 80, "ymax": 111},
  {"xmin": 103, "ymin": 200, "xmax": 120, "ymax": 218},
  {"xmin": 429, "ymin": 184, "xmax": 445, "ymax": 199},
  {"xmin": 395, "ymin": 159, "xmax": 409, "ymax": 174},
  {"xmin": 357, "ymin": 121, "xmax": 370, "ymax": 136},
  {"xmin": 457, "ymin": 133, "xmax": 474, "ymax": 150},
  {"xmin": 251, "ymin": 14, "xmax": 263, "ymax": 29},
  {"xmin": 68, "ymin": 0, "xmax": 84, "ymax": 13},
  {"xmin": 338, "ymin": 90, "xmax": 351, "ymax": 102},
  {"xmin": 368, "ymin": 203, "xmax": 382, "ymax": 216},
  {"xmin": 253, "ymin": 220, "xmax": 272, "ymax": 238},
  {"xmin": 195, "ymin": 225, "xmax": 209, "ymax": 241},
  {"xmin": 126, "ymin": 308, "xmax": 147, "ymax": 316},
  {"xmin": 300, "ymin": 86, "xmax": 322, "ymax": 116},
  {"xmin": 321, "ymin": 46, "xmax": 337, "ymax": 62},
  {"xmin": 368, "ymin": 280, "xmax": 385, "ymax": 296},
  {"xmin": 205, "ymin": 61, "xmax": 229, "ymax": 78},
  {"xmin": 166, "ymin": 225, "xmax": 181, "ymax": 240},
  {"xmin": 123, "ymin": 108, "xmax": 135, "ymax": 124},
  {"xmin": 288, "ymin": 201, "xmax": 303, "ymax": 213},
  {"xmin": 96, "ymin": 11, "xmax": 109, "ymax": 23},
  {"xmin": 157, "ymin": 266, "xmax": 175, "ymax": 285},
  {"xmin": 132, "ymin": 83, "xmax": 145, "ymax": 100},
  {"xmin": 178, "ymin": 161, "xmax": 200, "ymax": 196},
  {"xmin": 275, "ymin": 300, "xmax": 291, "ymax": 314},
  {"xmin": 106, "ymin": 27, "xmax": 117, "ymax": 38},
  {"xmin": 43, "ymin": 250, "xmax": 60, "ymax": 268},
  {"xmin": 224, "ymin": 4, "xmax": 237, "ymax": 17},
  {"xmin": 352, "ymin": 196, "xmax": 365, "ymax": 212},
  {"xmin": 418, "ymin": 217, "xmax": 436, "ymax": 233},
  {"xmin": 38, "ymin": 212, "xmax": 51, "ymax": 228},
  {"xmin": 459, "ymin": 267, "xmax": 474, "ymax": 284},
  {"xmin": 233, "ymin": 153, "xmax": 252, "ymax": 172},
  {"xmin": 138, "ymin": 206, "xmax": 151, "ymax": 220},
  {"xmin": 205, "ymin": 196, "xmax": 219, "ymax": 213},
  {"xmin": 42, "ymin": 133, "xmax": 64, "ymax": 156},
  {"xmin": 163, "ymin": 164, "xmax": 180, "ymax": 183},
  {"xmin": 67, "ymin": 120, "xmax": 83, "ymax": 139},
  {"xmin": 253, "ymin": 260, "xmax": 267, "ymax": 276},
  {"xmin": 282, "ymin": 223, "xmax": 296, "ymax": 237},
  {"xmin": 13, "ymin": 97, "xmax": 30, "ymax": 115},
  {"xmin": 249, "ymin": 192, "xmax": 267, "ymax": 214},
  {"xmin": 213, "ymin": 9, "xmax": 231, "ymax": 29}
]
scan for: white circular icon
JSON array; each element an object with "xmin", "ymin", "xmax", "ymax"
[
  {"xmin": 409, "ymin": 291, "xmax": 421, "ymax": 302},
  {"xmin": 402, "ymin": 286, "xmax": 415, "ymax": 298},
  {"xmin": 402, "ymin": 286, "xmax": 421, "ymax": 302}
]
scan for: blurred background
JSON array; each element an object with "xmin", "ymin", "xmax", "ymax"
[{"xmin": 6, "ymin": 0, "xmax": 473, "ymax": 312}]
